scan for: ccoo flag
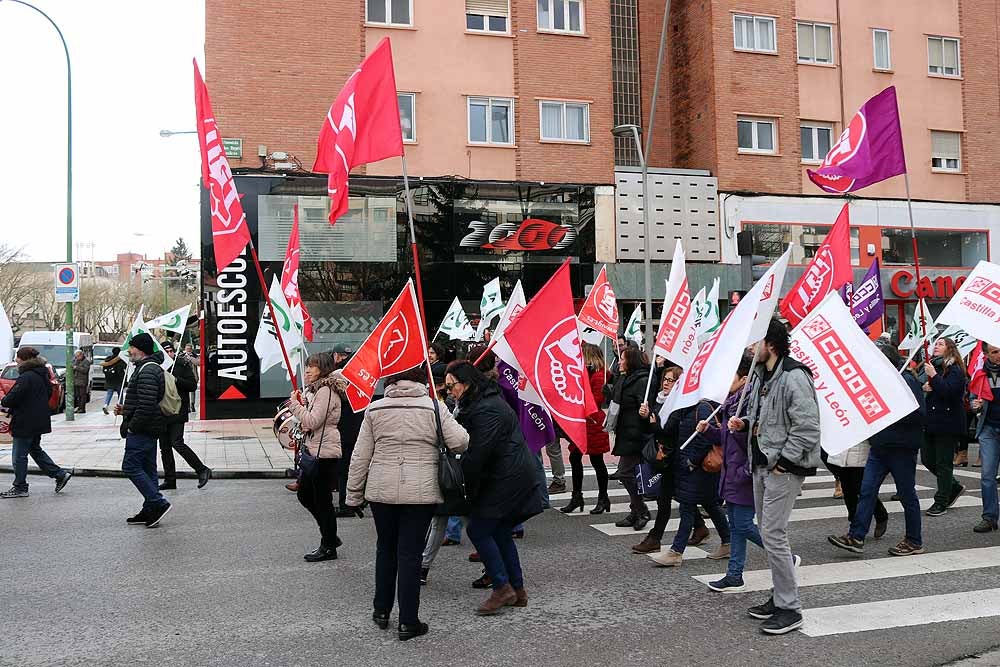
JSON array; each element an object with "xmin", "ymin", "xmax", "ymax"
[
  {"xmin": 807, "ymin": 86, "xmax": 907, "ymax": 194},
  {"xmin": 936, "ymin": 260, "xmax": 1000, "ymax": 349},
  {"xmin": 313, "ymin": 38, "xmax": 405, "ymax": 225},
  {"xmin": 280, "ymin": 204, "xmax": 314, "ymax": 342},
  {"xmin": 847, "ymin": 259, "xmax": 885, "ymax": 330},
  {"xmin": 651, "ymin": 240, "xmax": 698, "ymax": 369},
  {"xmin": 780, "ymin": 204, "xmax": 853, "ymax": 327},
  {"xmin": 577, "ymin": 266, "xmax": 620, "ymax": 341},
  {"xmin": 194, "ymin": 60, "xmax": 251, "ymax": 271}
]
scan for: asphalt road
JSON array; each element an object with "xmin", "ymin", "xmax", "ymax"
[{"xmin": 2, "ymin": 470, "xmax": 999, "ymax": 667}]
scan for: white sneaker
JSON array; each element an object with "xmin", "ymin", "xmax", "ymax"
[{"xmin": 650, "ymin": 549, "xmax": 683, "ymax": 567}]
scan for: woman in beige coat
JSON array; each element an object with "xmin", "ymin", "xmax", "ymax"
[
  {"xmin": 347, "ymin": 365, "xmax": 469, "ymax": 641},
  {"xmin": 289, "ymin": 352, "xmax": 343, "ymax": 563}
]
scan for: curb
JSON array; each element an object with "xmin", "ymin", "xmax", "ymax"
[{"xmin": 0, "ymin": 466, "xmax": 295, "ymax": 480}]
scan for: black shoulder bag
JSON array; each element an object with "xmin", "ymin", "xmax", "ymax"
[
  {"xmin": 298, "ymin": 388, "xmax": 328, "ymax": 480},
  {"xmin": 432, "ymin": 400, "xmax": 465, "ymax": 498}
]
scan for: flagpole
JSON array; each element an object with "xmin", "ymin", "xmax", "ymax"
[
  {"xmin": 400, "ymin": 154, "xmax": 436, "ymax": 396},
  {"xmin": 247, "ymin": 240, "xmax": 299, "ymax": 393},
  {"xmin": 198, "ymin": 302, "xmax": 207, "ymax": 417},
  {"xmin": 679, "ymin": 403, "xmax": 724, "ymax": 450},
  {"xmin": 735, "ymin": 342, "xmax": 760, "ymax": 415},
  {"xmin": 903, "ymin": 172, "xmax": 930, "ymax": 362}
]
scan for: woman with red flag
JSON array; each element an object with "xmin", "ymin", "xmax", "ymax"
[{"xmin": 559, "ymin": 343, "xmax": 612, "ymax": 514}]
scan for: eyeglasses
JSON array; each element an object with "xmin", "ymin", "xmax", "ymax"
[
  {"xmin": 663, "ymin": 377, "xmax": 677, "ymax": 384},
  {"xmin": 445, "ymin": 383, "xmax": 457, "ymax": 391}
]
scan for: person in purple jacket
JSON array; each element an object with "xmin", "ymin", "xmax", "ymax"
[{"xmin": 697, "ymin": 353, "xmax": 769, "ymax": 592}]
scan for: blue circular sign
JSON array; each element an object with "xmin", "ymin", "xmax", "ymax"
[{"xmin": 58, "ymin": 267, "xmax": 75, "ymax": 284}]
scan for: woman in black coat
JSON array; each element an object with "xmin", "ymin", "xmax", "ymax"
[
  {"xmin": 611, "ymin": 346, "xmax": 653, "ymax": 530},
  {"xmin": 921, "ymin": 337, "xmax": 969, "ymax": 516},
  {"xmin": 446, "ymin": 361, "xmax": 543, "ymax": 617},
  {"xmin": 0, "ymin": 347, "xmax": 71, "ymax": 498}
]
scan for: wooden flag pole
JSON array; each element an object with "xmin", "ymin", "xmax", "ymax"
[
  {"xmin": 903, "ymin": 171, "xmax": 931, "ymax": 363},
  {"xmin": 247, "ymin": 240, "xmax": 298, "ymax": 393},
  {"xmin": 400, "ymin": 154, "xmax": 436, "ymax": 396}
]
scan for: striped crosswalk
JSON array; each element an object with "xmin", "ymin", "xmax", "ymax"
[{"xmin": 553, "ymin": 459, "xmax": 999, "ymax": 638}]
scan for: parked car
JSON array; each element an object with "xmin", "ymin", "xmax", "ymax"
[
  {"xmin": 90, "ymin": 342, "xmax": 121, "ymax": 390},
  {"xmin": 0, "ymin": 361, "xmax": 65, "ymax": 415}
]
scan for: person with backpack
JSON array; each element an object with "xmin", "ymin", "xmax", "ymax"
[
  {"xmin": 0, "ymin": 347, "xmax": 72, "ymax": 498},
  {"xmin": 115, "ymin": 332, "xmax": 172, "ymax": 527},
  {"xmin": 157, "ymin": 340, "xmax": 211, "ymax": 490}
]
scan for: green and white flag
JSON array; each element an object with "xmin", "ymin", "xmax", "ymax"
[
  {"xmin": 0, "ymin": 296, "xmax": 13, "ymax": 365},
  {"xmin": 145, "ymin": 304, "xmax": 192, "ymax": 335},
  {"xmin": 436, "ymin": 297, "xmax": 475, "ymax": 341},
  {"xmin": 934, "ymin": 324, "xmax": 979, "ymax": 358},
  {"xmin": 698, "ymin": 277, "xmax": 722, "ymax": 342},
  {"xmin": 898, "ymin": 299, "xmax": 937, "ymax": 351},
  {"xmin": 475, "ymin": 277, "xmax": 505, "ymax": 341},
  {"xmin": 254, "ymin": 275, "xmax": 303, "ymax": 374},
  {"xmin": 624, "ymin": 304, "xmax": 643, "ymax": 346},
  {"xmin": 120, "ymin": 306, "xmax": 170, "ymax": 369},
  {"xmin": 691, "ymin": 286, "xmax": 708, "ymax": 336}
]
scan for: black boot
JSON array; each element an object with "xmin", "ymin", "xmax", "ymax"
[
  {"xmin": 560, "ymin": 493, "xmax": 585, "ymax": 514},
  {"xmin": 158, "ymin": 480, "xmax": 177, "ymax": 490},
  {"xmin": 615, "ymin": 512, "xmax": 637, "ymax": 528},
  {"xmin": 589, "ymin": 494, "xmax": 612, "ymax": 515},
  {"xmin": 633, "ymin": 509, "xmax": 652, "ymax": 531}
]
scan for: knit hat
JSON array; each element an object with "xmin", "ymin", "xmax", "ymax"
[
  {"xmin": 130, "ymin": 332, "xmax": 155, "ymax": 355},
  {"xmin": 161, "ymin": 340, "xmax": 175, "ymax": 352}
]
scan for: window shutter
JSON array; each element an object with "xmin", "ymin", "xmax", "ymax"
[
  {"xmin": 466, "ymin": 0, "xmax": 508, "ymax": 16},
  {"xmin": 932, "ymin": 131, "xmax": 960, "ymax": 158}
]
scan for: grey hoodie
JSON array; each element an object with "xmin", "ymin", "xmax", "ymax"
[{"xmin": 744, "ymin": 356, "xmax": 822, "ymax": 474}]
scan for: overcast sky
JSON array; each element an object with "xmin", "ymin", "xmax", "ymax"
[{"xmin": 0, "ymin": 0, "xmax": 205, "ymax": 263}]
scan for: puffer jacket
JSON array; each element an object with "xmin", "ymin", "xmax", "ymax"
[
  {"xmin": 612, "ymin": 367, "xmax": 652, "ymax": 457},
  {"xmin": 744, "ymin": 356, "xmax": 821, "ymax": 474},
  {"xmin": 289, "ymin": 374, "xmax": 343, "ymax": 459},
  {"xmin": 346, "ymin": 380, "xmax": 469, "ymax": 506},
  {"xmin": 705, "ymin": 388, "xmax": 754, "ymax": 507},
  {"xmin": 0, "ymin": 357, "xmax": 53, "ymax": 438},
  {"xmin": 122, "ymin": 355, "xmax": 166, "ymax": 437},
  {"xmin": 102, "ymin": 355, "xmax": 126, "ymax": 391},
  {"xmin": 72, "ymin": 356, "xmax": 90, "ymax": 387},
  {"xmin": 577, "ymin": 367, "xmax": 611, "ymax": 455},
  {"xmin": 660, "ymin": 401, "xmax": 719, "ymax": 505}
]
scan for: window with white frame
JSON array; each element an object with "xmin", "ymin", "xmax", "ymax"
[
  {"xmin": 796, "ymin": 22, "xmax": 833, "ymax": 64},
  {"xmin": 800, "ymin": 122, "xmax": 833, "ymax": 162},
  {"xmin": 931, "ymin": 131, "xmax": 961, "ymax": 171},
  {"xmin": 873, "ymin": 29, "xmax": 891, "ymax": 70},
  {"xmin": 367, "ymin": 0, "xmax": 411, "ymax": 26},
  {"xmin": 733, "ymin": 14, "xmax": 776, "ymax": 53},
  {"xmin": 737, "ymin": 116, "xmax": 777, "ymax": 153},
  {"xmin": 398, "ymin": 93, "xmax": 415, "ymax": 142},
  {"xmin": 928, "ymin": 36, "xmax": 960, "ymax": 76},
  {"xmin": 468, "ymin": 97, "xmax": 514, "ymax": 145},
  {"xmin": 540, "ymin": 101, "xmax": 590, "ymax": 142},
  {"xmin": 538, "ymin": 0, "xmax": 584, "ymax": 34},
  {"xmin": 467, "ymin": 0, "xmax": 509, "ymax": 33}
]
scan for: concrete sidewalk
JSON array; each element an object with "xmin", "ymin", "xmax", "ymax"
[{"xmin": 0, "ymin": 396, "xmax": 293, "ymax": 479}]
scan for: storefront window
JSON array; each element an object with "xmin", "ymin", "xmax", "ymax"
[
  {"xmin": 881, "ymin": 228, "xmax": 987, "ymax": 267},
  {"xmin": 748, "ymin": 223, "xmax": 860, "ymax": 265}
]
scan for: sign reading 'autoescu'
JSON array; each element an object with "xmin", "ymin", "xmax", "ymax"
[{"xmin": 215, "ymin": 248, "xmax": 253, "ymax": 383}]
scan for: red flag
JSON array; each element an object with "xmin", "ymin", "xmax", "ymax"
[
  {"xmin": 577, "ymin": 265, "xmax": 619, "ymax": 341},
  {"xmin": 501, "ymin": 261, "xmax": 598, "ymax": 450},
  {"xmin": 280, "ymin": 205, "xmax": 313, "ymax": 341},
  {"xmin": 193, "ymin": 60, "xmax": 251, "ymax": 271},
  {"xmin": 344, "ymin": 382, "xmax": 372, "ymax": 413},
  {"xmin": 969, "ymin": 342, "xmax": 995, "ymax": 400},
  {"xmin": 313, "ymin": 37, "xmax": 405, "ymax": 225},
  {"xmin": 780, "ymin": 203, "xmax": 853, "ymax": 327},
  {"xmin": 341, "ymin": 280, "xmax": 426, "ymax": 401}
]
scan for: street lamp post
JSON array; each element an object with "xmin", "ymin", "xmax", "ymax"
[{"xmin": 3, "ymin": 0, "xmax": 76, "ymax": 420}]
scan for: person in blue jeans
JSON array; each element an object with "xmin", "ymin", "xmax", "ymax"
[
  {"xmin": 1, "ymin": 347, "xmax": 72, "ymax": 498},
  {"xmin": 115, "ymin": 333, "xmax": 171, "ymax": 528},
  {"xmin": 829, "ymin": 344, "xmax": 927, "ymax": 556},
  {"xmin": 972, "ymin": 343, "xmax": 1000, "ymax": 533}
]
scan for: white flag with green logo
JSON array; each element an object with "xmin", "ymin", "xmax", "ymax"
[
  {"xmin": 698, "ymin": 277, "xmax": 722, "ymax": 343},
  {"xmin": 145, "ymin": 304, "xmax": 192, "ymax": 335},
  {"xmin": 120, "ymin": 306, "xmax": 170, "ymax": 369},
  {"xmin": 934, "ymin": 324, "xmax": 978, "ymax": 358},
  {"xmin": 624, "ymin": 304, "xmax": 643, "ymax": 345},
  {"xmin": 436, "ymin": 297, "xmax": 475, "ymax": 341},
  {"xmin": 898, "ymin": 299, "xmax": 937, "ymax": 351},
  {"xmin": 475, "ymin": 277, "xmax": 505, "ymax": 341},
  {"xmin": 255, "ymin": 275, "xmax": 303, "ymax": 374}
]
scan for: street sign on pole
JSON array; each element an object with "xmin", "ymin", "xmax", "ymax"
[{"xmin": 54, "ymin": 263, "xmax": 79, "ymax": 303}]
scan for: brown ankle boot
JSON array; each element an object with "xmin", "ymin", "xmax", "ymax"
[
  {"xmin": 632, "ymin": 535, "xmax": 661, "ymax": 554},
  {"xmin": 513, "ymin": 587, "xmax": 528, "ymax": 607},
  {"xmin": 954, "ymin": 450, "xmax": 969, "ymax": 467},
  {"xmin": 688, "ymin": 525, "xmax": 710, "ymax": 546},
  {"xmin": 476, "ymin": 584, "xmax": 516, "ymax": 616}
]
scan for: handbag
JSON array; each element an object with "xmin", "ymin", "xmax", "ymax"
[
  {"xmin": 298, "ymin": 389, "xmax": 328, "ymax": 480},
  {"xmin": 698, "ymin": 401, "xmax": 724, "ymax": 473},
  {"xmin": 642, "ymin": 436, "xmax": 672, "ymax": 474},
  {"xmin": 603, "ymin": 400, "xmax": 620, "ymax": 433},
  {"xmin": 635, "ymin": 462, "xmax": 662, "ymax": 499},
  {"xmin": 432, "ymin": 400, "xmax": 466, "ymax": 497}
]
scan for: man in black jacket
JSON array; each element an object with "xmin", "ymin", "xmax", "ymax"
[
  {"xmin": 158, "ymin": 341, "xmax": 211, "ymax": 490},
  {"xmin": 0, "ymin": 347, "xmax": 72, "ymax": 498},
  {"xmin": 115, "ymin": 332, "xmax": 171, "ymax": 527}
]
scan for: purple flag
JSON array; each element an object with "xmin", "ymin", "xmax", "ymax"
[
  {"xmin": 849, "ymin": 259, "xmax": 885, "ymax": 329},
  {"xmin": 495, "ymin": 357, "xmax": 557, "ymax": 454},
  {"xmin": 807, "ymin": 87, "xmax": 907, "ymax": 194}
]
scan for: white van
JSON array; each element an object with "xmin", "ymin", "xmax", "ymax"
[{"xmin": 17, "ymin": 332, "xmax": 95, "ymax": 380}]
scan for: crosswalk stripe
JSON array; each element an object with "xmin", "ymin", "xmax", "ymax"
[
  {"xmin": 693, "ymin": 545, "xmax": 1000, "ymax": 593},
  {"xmin": 800, "ymin": 587, "xmax": 1000, "ymax": 637},
  {"xmin": 590, "ymin": 495, "xmax": 982, "ymax": 537},
  {"xmin": 570, "ymin": 484, "xmax": 928, "ymax": 517},
  {"xmin": 549, "ymin": 473, "xmax": 837, "ymax": 502}
]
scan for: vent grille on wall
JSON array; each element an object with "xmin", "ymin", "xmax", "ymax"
[{"xmin": 614, "ymin": 170, "xmax": 720, "ymax": 261}]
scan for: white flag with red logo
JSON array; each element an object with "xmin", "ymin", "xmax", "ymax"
[
  {"xmin": 790, "ymin": 293, "xmax": 919, "ymax": 455},
  {"xmin": 194, "ymin": 60, "xmax": 251, "ymax": 271},
  {"xmin": 936, "ymin": 260, "xmax": 1000, "ymax": 348},
  {"xmin": 652, "ymin": 241, "xmax": 698, "ymax": 369},
  {"xmin": 492, "ymin": 280, "xmax": 525, "ymax": 342},
  {"xmin": 658, "ymin": 245, "xmax": 793, "ymax": 423},
  {"xmin": 577, "ymin": 266, "xmax": 619, "ymax": 341},
  {"xmin": 341, "ymin": 280, "xmax": 427, "ymax": 409},
  {"xmin": 780, "ymin": 204, "xmax": 853, "ymax": 327},
  {"xmin": 500, "ymin": 261, "xmax": 598, "ymax": 451},
  {"xmin": 280, "ymin": 204, "xmax": 313, "ymax": 342}
]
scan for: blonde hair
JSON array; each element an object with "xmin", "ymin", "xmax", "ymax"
[{"xmin": 582, "ymin": 342, "xmax": 605, "ymax": 371}]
